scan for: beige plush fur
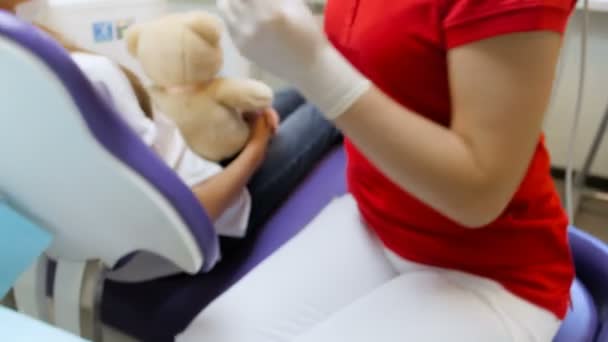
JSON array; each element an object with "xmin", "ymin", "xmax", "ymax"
[{"xmin": 126, "ymin": 11, "xmax": 273, "ymax": 161}]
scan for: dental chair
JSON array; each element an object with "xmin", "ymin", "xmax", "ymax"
[
  {"xmin": 0, "ymin": 10, "xmax": 219, "ymax": 339},
  {"xmin": 2, "ymin": 11, "xmax": 608, "ymax": 342}
]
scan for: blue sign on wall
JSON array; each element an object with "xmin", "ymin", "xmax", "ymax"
[{"xmin": 92, "ymin": 21, "xmax": 114, "ymax": 43}]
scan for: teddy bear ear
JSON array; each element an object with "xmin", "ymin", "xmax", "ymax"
[
  {"xmin": 125, "ymin": 24, "xmax": 142, "ymax": 56},
  {"xmin": 185, "ymin": 12, "xmax": 222, "ymax": 47}
]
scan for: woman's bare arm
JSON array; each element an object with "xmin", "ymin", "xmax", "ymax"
[{"xmin": 334, "ymin": 31, "xmax": 562, "ymax": 227}]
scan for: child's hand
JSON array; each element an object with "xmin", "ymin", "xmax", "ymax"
[
  {"xmin": 265, "ymin": 108, "xmax": 280, "ymax": 134},
  {"xmin": 245, "ymin": 110, "xmax": 275, "ymax": 156}
]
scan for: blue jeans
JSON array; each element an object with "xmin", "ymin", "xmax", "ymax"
[
  {"xmin": 248, "ymin": 88, "xmax": 342, "ymax": 229},
  {"xmin": 220, "ymin": 89, "xmax": 341, "ymax": 255}
]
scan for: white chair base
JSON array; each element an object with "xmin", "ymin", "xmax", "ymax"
[{"xmin": 13, "ymin": 258, "xmax": 108, "ymax": 342}]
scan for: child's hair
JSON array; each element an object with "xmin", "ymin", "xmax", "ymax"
[{"xmin": 36, "ymin": 25, "xmax": 154, "ymax": 118}]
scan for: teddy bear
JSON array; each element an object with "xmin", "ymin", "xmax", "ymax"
[{"xmin": 125, "ymin": 11, "xmax": 274, "ymax": 162}]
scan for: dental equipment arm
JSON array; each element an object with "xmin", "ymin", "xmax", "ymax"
[{"xmin": 218, "ymin": 0, "xmax": 562, "ymax": 227}]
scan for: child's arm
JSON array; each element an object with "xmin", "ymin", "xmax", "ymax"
[{"xmin": 192, "ymin": 109, "xmax": 276, "ymax": 220}]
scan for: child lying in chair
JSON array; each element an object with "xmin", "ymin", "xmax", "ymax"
[{"xmin": 4, "ymin": 0, "xmax": 341, "ymax": 281}]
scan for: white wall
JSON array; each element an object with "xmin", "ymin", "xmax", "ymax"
[
  {"xmin": 544, "ymin": 8, "xmax": 608, "ymax": 177},
  {"xmin": 38, "ymin": 0, "xmax": 253, "ymax": 83},
  {"xmin": 35, "ymin": 0, "xmax": 312, "ymax": 87},
  {"xmin": 39, "ymin": 0, "xmax": 168, "ymax": 82}
]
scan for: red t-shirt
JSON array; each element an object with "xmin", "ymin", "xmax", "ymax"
[{"xmin": 325, "ymin": 0, "xmax": 576, "ymax": 318}]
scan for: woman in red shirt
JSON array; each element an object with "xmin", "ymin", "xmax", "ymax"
[{"xmin": 178, "ymin": 0, "xmax": 577, "ymax": 341}]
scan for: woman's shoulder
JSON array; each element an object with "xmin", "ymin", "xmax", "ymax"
[{"xmin": 442, "ymin": 0, "xmax": 576, "ymax": 49}]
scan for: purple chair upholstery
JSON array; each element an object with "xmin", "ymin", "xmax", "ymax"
[
  {"xmin": 597, "ymin": 326, "xmax": 608, "ymax": 342},
  {"xmin": 564, "ymin": 227, "xmax": 608, "ymax": 342},
  {"xmin": 554, "ymin": 278, "xmax": 598, "ymax": 342}
]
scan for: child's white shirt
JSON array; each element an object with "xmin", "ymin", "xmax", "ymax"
[{"xmin": 71, "ymin": 52, "xmax": 251, "ymax": 238}]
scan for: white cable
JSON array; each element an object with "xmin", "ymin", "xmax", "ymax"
[
  {"xmin": 552, "ymin": 30, "xmax": 570, "ymax": 97},
  {"xmin": 565, "ymin": 0, "xmax": 590, "ymax": 222}
]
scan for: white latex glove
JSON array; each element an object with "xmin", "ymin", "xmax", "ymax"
[{"xmin": 217, "ymin": 0, "xmax": 370, "ymax": 120}]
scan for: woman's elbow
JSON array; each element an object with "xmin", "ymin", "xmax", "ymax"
[
  {"xmin": 446, "ymin": 191, "xmax": 510, "ymax": 229},
  {"xmin": 454, "ymin": 209, "xmax": 503, "ymax": 229}
]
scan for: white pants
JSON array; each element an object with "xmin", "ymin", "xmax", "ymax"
[{"xmin": 177, "ymin": 195, "xmax": 562, "ymax": 342}]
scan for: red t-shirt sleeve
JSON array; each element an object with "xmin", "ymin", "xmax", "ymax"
[{"xmin": 443, "ymin": 0, "xmax": 576, "ymax": 49}]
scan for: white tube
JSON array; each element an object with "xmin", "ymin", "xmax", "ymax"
[{"xmin": 565, "ymin": 0, "xmax": 590, "ymax": 222}]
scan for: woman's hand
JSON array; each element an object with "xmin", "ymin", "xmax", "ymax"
[
  {"xmin": 217, "ymin": 0, "xmax": 323, "ymax": 84},
  {"xmin": 217, "ymin": 0, "xmax": 370, "ymax": 120}
]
